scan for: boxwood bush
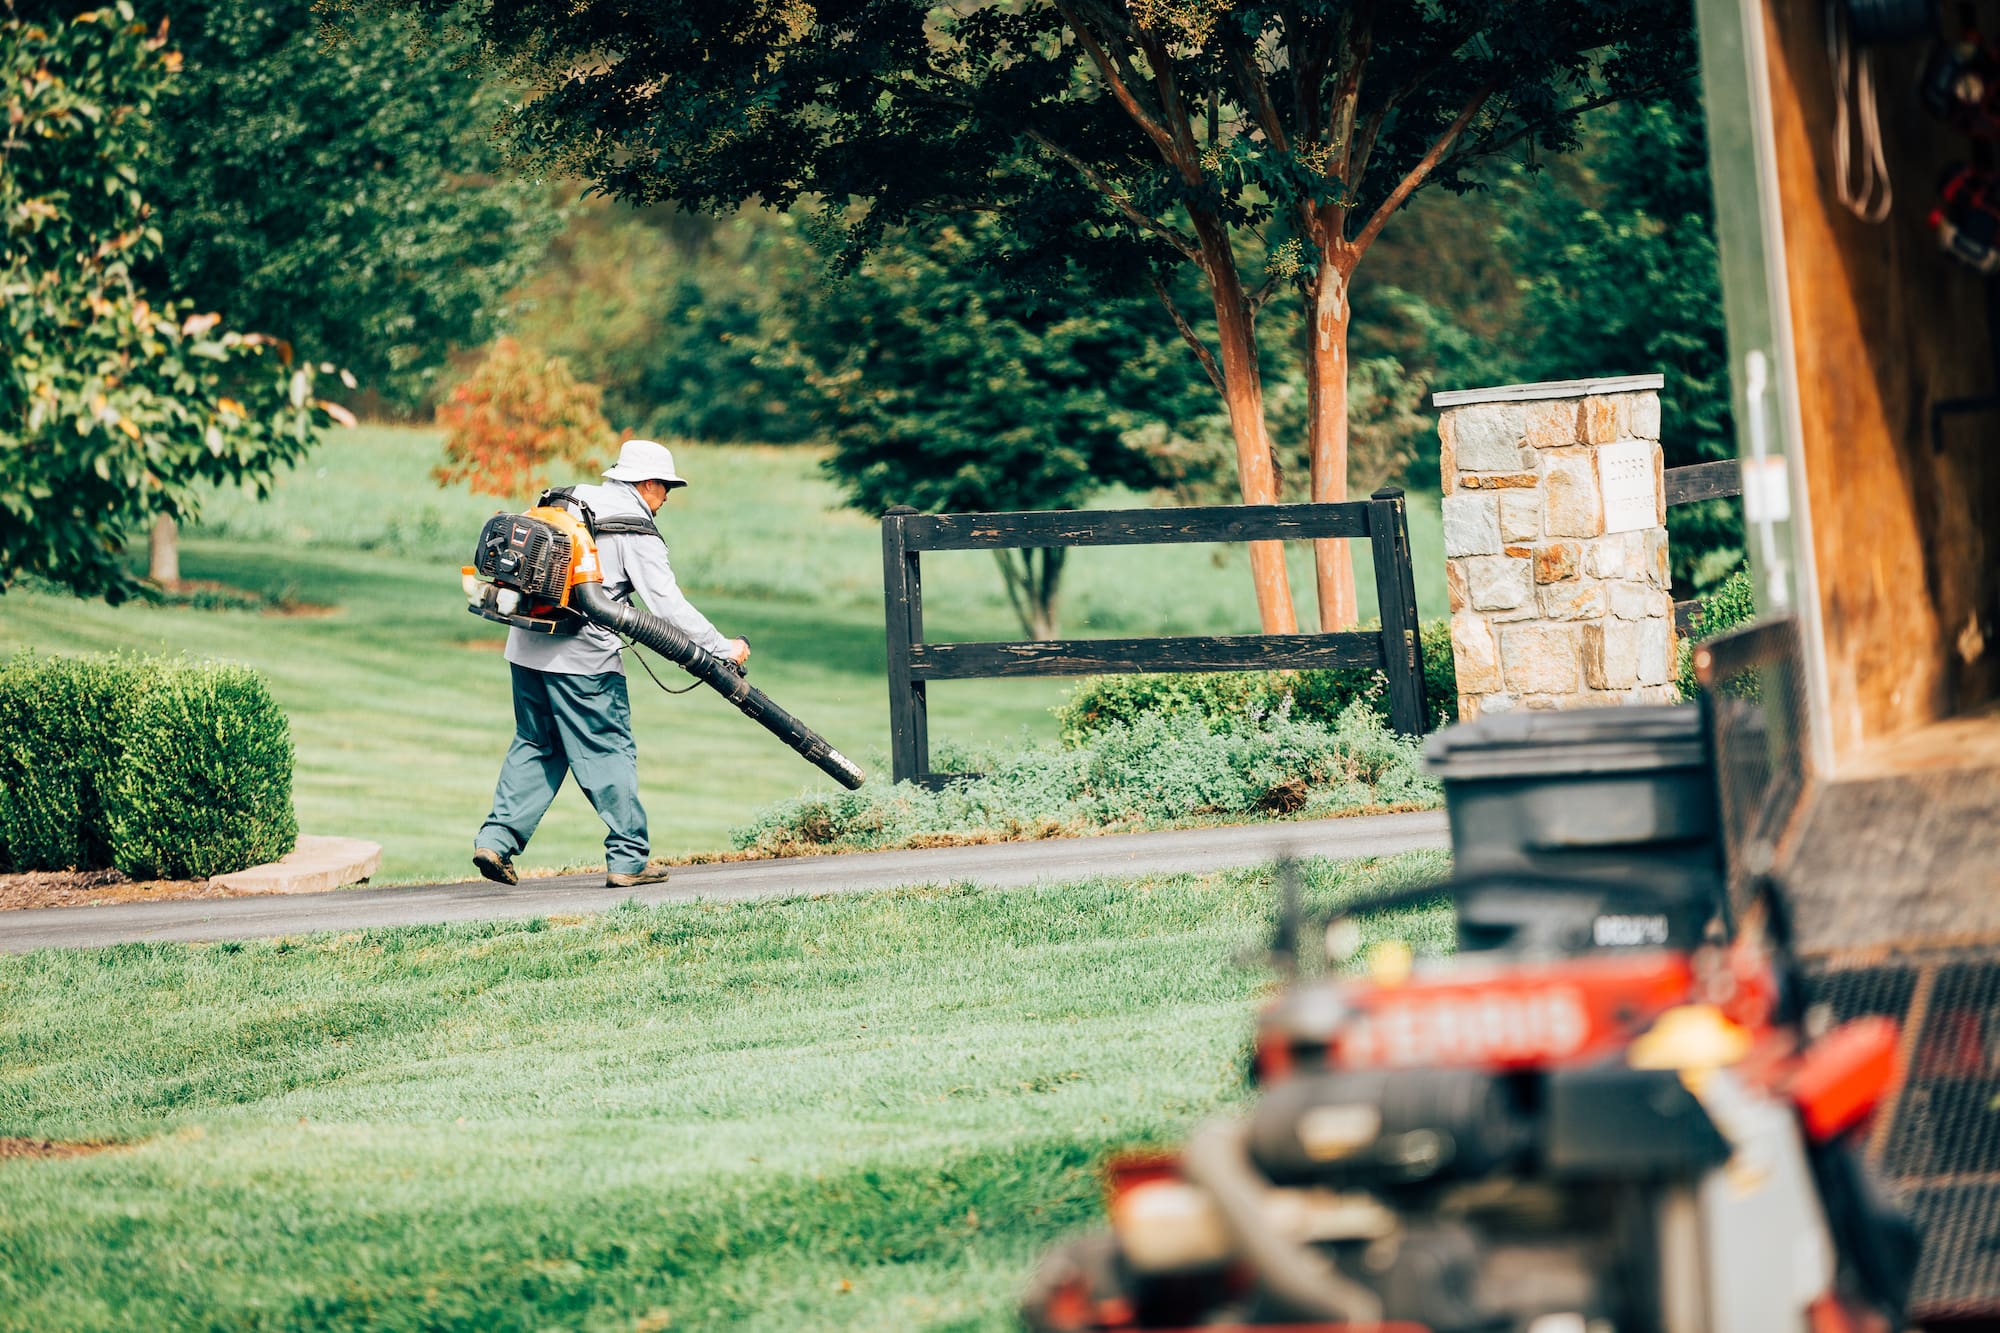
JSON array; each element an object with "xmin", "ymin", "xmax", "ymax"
[
  {"xmin": 0, "ymin": 653, "xmax": 141, "ymax": 871},
  {"xmin": 0, "ymin": 653, "xmax": 296, "ymax": 879},
  {"xmin": 1054, "ymin": 619, "xmax": 1458, "ymax": 746}
]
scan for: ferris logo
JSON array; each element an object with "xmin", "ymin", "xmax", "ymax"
[{"xmin": 1342, "ymin": 986, "xmax": 1592, "ymax": 1068}]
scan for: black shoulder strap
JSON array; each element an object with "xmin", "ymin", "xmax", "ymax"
[{"xmin": 591, "ymin": 513, "xmax": 665, "ymax": 542}]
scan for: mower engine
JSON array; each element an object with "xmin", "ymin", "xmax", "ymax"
[
  {"xmin": 460, "ymin": 494, "xmax": 867, "ymax": 790},
  {"xmin": 1021, "ymin": 873, "xmax": 1916, "ymax": 1333}
]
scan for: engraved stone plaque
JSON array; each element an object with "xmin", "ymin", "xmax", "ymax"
[{"xmin": 1598, "ymin": 440, "xmax": 1657, "ymax": 534}]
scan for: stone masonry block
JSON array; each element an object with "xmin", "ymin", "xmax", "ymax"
[
  {"xmin": 1644, "ymin": 528, "xmax": 1671, "ymax": 586},
  {"xmin": 1583, "ymin": 394, "xmax": 1626, "ymax": 444},
  {"xmin": 1459, "ymin": 472, "xmax": 1538, "ymax": 489},
  {"xmin": 1524, "ymin": 400, "xmax": 1583, "ymax": 449},
  {"xmin": 1442, "ymin": 493, "xmax": 1501, "ymax": 556},
  {"xmin": 1466, "ymin": 556, "xmax": 1532, "ymax": 611},
  {"xmin": 1452, "ymin": 403, "xmax": 1530, "ymax": 472},
  {"xmin": 1653, "ymin": 441, "xmax": 1667, "ymax": 524},
  {"xmin": 1608, "ymin": 581, "xmax": 1665, "ymax": 621},
  {"xmin": 1583, "ymin": 621, "xmax": 1643, "ymax": 690},
  {"xmin": 1446, "ymin": 560, "xmax": 1469, "ymax": 614},
  {"xmin": 1438, "ymin": 413, "xmax": 1456, "ymax": 495},
  {"xmin": 1630, "ymin": 393, "xmax": 1662, "ymax": 440},
  {"xmin": 1538, "ymin": 582, "xmax": 1606, "ymax": 621},
  {"xmin": 1587, "ymin": 531, "xmax": 1645, "ymax": 580},
  {"xmin": 1543, "ymin": 452, "xmax": 1603, "ymax": 537},
  {"xmin": 1534, "ymin": 541, "xmax": 1580, "ymax": 583},
  {"xmin": 1638, "ymin": 618, "xmax": 1672, "ymax": 686},
  {"xmin": 1449, "ymin": 613, "xmax": 1502, "ymax": 695},
  {"xmin": 1501, "ymin": 624, "xmax": 1581, "ymax": 694},
  {"xmin": 1499, "ymin": 492, "xmax": 1540, "ymax": 543}
]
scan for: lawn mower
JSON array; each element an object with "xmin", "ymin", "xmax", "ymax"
[
  {"xmin": 1019, "ymin": 865, "xmax": 1918, "ymax": 1333},
  {"xmin": 460, "ymin": 490, "xmax": 867, "ymax": 790}
]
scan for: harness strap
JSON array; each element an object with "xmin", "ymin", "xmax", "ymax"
[
  {"xmin": 535, "ymin": 485, "xmax": 664, "ymax": 543},
  {"xmin": 591, "ymin": 514, "xmax": 666, "ymax": 541}
]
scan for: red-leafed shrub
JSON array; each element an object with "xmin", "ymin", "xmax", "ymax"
[{"xmin": 433, "ymin": 338, "xmax": 616, "ymax": 499}]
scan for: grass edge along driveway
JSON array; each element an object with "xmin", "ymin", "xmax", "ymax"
[{"xmin": 0, "ymin": 854, "xmax": 1451, "ymax": 1332}]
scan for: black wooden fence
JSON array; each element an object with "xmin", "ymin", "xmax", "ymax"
[
  {"xmin": 1664, "ymin": 458, "xmax": 1742, "ymax": 634},
  {"xmin": 881, "ymin": 488, "xmax": 1428, "ymax": 787}
]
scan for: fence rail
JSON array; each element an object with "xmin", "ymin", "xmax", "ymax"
[{"xmin": 881, "ymin": 489, "xmax": 1428, "ymax": 787}]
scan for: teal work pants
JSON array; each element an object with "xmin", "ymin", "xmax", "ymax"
[{"xmin": 476, "ymin": 664, "xmax": 651, "ymax": 874}]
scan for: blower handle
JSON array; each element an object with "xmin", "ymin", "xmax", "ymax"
[{"xmin": 570, "ymin": 583, "xmax": 864, "ymax": 790}]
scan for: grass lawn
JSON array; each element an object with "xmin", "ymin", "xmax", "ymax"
[
  {"xmin": 0, "ymin": 428, "xmax": 1448, "ymax": 882},
  {"xmin": 0, "ymin": 854, "xmax": 1452, "ymax": 1332}
]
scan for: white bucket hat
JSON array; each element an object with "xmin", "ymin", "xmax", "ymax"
[{"xmin": 603, "ymin": 439, "xmax": 689, "ymax": 488}]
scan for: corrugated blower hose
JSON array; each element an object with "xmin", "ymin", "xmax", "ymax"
[{"xmin": 461, "ymin": 490, "xmax": 867, "ymax": 790}]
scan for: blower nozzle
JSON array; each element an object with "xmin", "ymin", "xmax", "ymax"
[{"xmin": 568, "ymin": 583, "xmax": 866, "ymax": 790}]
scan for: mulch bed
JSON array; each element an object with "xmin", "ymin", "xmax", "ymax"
[
  {"xmin": 0, "ymin": 1138, "xmax": 123, "ymax": 1161},
  {"xmin": 0, "ymin": 867, "xmax": 238, "ymax": 913}
]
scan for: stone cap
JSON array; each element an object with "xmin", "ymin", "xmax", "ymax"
[{"xmin": 1432, "ymin": 374, "xmax": 1665, "ymax": 409}]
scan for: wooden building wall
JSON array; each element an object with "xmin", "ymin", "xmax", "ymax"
[{"xmin": 1762, "ymin": 1, "xmax": 2000, "ymax": 762}]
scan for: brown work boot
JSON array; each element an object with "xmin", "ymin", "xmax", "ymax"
[
  {"xmin": 605, "ymin": 862, "xmax": 672, "ymax": 888},
  {"xmin": 472, "ymin": 847, "xmax": 518, "ymax": 886}
]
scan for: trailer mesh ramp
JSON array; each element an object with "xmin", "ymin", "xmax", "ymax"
[{"xmin": 1806, "ymin": 949, "xmax": 2000, "ymax": 1322}]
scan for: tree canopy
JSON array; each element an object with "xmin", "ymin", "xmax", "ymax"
[
  {"xmin": 801, "ymin": 220, "xmax": 1228, "ymax": 638},
  {"xmin": 423, "ymin": 0, "xmax": 1698, "ymax": 631},
  {"xmin": 1, "ymin": 4, "xmax": 339, "ymax": 601},
  {"xmin": 132, "ymin": 0, "xmax": 557, "ymax": 410}
]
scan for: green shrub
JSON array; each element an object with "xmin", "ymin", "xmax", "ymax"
[
  {"xmin": 732, "ymin": 704, "xmax": 1439, "ymax": 857},
  {"xmin": 1054, "ymin": 619, "xmax": 1458, "ymax": 745},
  {"xmin": 1674, "ymin": 567, "xmax": 1758, "ymax": 698},
  {"xmin": 107, "ymin": 662, "xmax": 298, "ymax": 880},
  {"xmin": 0, "ymin": 653, "xmax": 141, "ymax": 871}
]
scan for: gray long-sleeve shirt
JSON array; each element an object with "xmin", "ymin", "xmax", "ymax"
[{"xmin": 504, "ymin": 480, "xmax": 733, "ymax": 676}]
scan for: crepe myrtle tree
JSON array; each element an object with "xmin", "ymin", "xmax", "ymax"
[
  {"xmin": 409, "ymin": 0, "xmax": 1694, "ymax": 632},
  {"xmin": 0, "ymin": 6, "xmax": 346, "ymax": 602}
]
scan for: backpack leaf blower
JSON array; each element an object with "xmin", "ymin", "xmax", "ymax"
[{"xmin": 461, "ymin": 491, "xmax": 867, "ymax": 790}]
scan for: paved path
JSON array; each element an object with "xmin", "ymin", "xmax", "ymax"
[{"xmin": 0, "ymin": 812, "xmax": 1448, "ymax": 954}]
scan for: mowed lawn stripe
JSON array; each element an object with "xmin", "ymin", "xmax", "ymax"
[{"xmin": 0, "ymin": 855, "xmax": 1451, "ymax": 1331}]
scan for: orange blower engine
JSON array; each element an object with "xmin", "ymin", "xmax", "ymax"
[
  {"xmin": 461, "ymin": 492, "xmax": 865, "ymax": 790},
  {"xmin": 1021, "ymin": 870, "xmax": 1918, "ymax": 1333}
]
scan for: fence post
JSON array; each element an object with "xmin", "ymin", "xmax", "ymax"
[
  {"xmin": 881, "ymin": 505, "xmax": 930, "ymax": 784},
  {"xmin": 1369, "ymin": 486, "xmax": 1428, "ymax": 736}
]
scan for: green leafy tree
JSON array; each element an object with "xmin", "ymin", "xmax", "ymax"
[
  {"xmin": 136, "ymin": 0, "xmax": 556, "ymax": 412},
  {"xmin": 803, "ymin": 223, "xmax": 1228, "ymax": 639},
  {"xmin": 1499, "ymin": 94, "xmax": 1739, "ymax": 590},
  {"xmin": 404, "ymin": 0, "xmax": 1694, "ymax": 635},
  {"xmin": 1, "ymin": 4, "xmax": 339, "ymax": 602},
  {"xmin": 510, "ymin": 202, "xmax": 822, "ymax": 445}
]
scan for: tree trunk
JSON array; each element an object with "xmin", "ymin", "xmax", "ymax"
[
  {"xmin": 148, "ymin": 515, "xmax": 180, "ymax": 588},
  {"xmin": 1306, "ymin": 257, "xmax": 1359, "ymax": 631},
  {"xmin": 1196, "ymin": 218, "xmax": 1299, "ymax": 635},
  {"xmin": 995, "ymin": 547, "xmax": 1066, "ymax": 640}
]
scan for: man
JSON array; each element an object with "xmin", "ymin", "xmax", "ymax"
[{"xmin": 473, "ymin": 439, "xmax": 749, "ymax": 889}]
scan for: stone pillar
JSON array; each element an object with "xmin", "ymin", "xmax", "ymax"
[{"xmin": 1435, "ymin": 374, "xmax": 1675, "ymax": 720}]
